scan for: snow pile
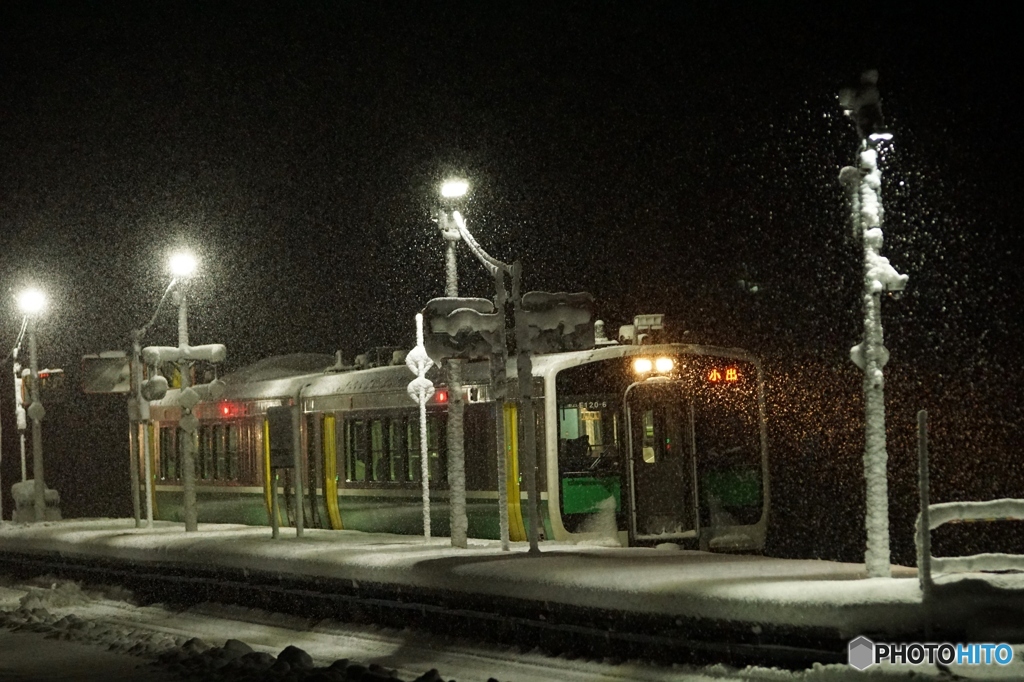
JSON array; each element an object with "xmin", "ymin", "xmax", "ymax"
[{"xmin": 0, "ymin": 580, "xmax": 489, "ymax": 682}]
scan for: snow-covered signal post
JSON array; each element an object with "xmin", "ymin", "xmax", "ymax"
[
  {"xmin": 423, "ymin": 206, "xmax": 596, "ymax": 553},
  {"xmin": 839, "ymin": 70, "xmax": 908, "ymax": 578}
]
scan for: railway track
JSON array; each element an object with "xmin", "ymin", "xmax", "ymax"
[{"xmin": 0, "ymin": 549, "xmax": 847, "ymax": 670}]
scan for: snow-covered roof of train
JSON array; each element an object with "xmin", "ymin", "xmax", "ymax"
[{"xmin": 150, "ymin": 342, "xmax": 759, "ymax": 407}]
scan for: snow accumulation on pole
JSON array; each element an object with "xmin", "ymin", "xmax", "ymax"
[
  {"xmin": 853, "ymin": 146, "xmax": 906, "ymax": 579},
  {"xmin": 406, "ymin": 314, "xmax": 435, "ymax": 540}
]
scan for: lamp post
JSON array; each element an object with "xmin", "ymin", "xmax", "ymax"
[
  {"xmin": 449, "ymin": 210, "xmax": 537, "ymax": 553},
  {"xmin": 839, "ymin": 71, "xmax": 907, "ymax": 578},
  {"xmin": 129, "ymin": 270, "xmax": 181, "ymax": 529},
  {"xmin": 437, "ymin": 178, "xmax": 469, "ymax": 548},
  {"xmin": 142, "ymin": 251, "xmax": 226, "ymax": 533},
  {"xmin": 16, "ymin": 288, "xmax": 48, "ymax": 522},
  {"xmin": 170, "ymin": 252, "xmax": 200, "ymax": 532}
]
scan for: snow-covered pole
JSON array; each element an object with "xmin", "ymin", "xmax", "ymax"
[
  {"xmin": 406, "ymin": 313, "xmax": 436, "ymax": 539},
  {"xmin": 840, "ymin": 71, "xmax": 906, "ymax": 578}
]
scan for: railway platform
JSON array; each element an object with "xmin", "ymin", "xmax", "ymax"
[{"xmin": 1, "ymin": 519, "xmax": 1022, "ymax": 669}]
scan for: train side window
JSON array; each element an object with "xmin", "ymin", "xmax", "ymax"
[
  {"xmin": 225, "ymin": 423, "xmax": 238, "ymax": 481},
  {"xmin": 389, "ymin": 418, "xmax": 407, "ymax": 482},
  {"xmin": 159, "ymin": 425, "xmax": 178, "ymax": 480},
  {"xmin": 345, "ymin": 419, "xmax": 368, "ymax": 482},
  {"xmin": 370, "ymin": 419, "xmax": 387, "ymax": 481},
  {"xmin": 198, "ymin": 427, "xmax": 213, "ymax": 480},
  {"xmin": 404, "ymin": 413, "xmax": 446, "ymax": 483}
]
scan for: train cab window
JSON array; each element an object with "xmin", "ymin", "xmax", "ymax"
[
  {"xmin": 557, "ymin": 400, "xmax": 620, "ymax": 472},
  {"xmin": 639, "ymin": 406, "xmax": 686, "ymax": 465},
  {"xmin": 642, "ymin": 410, "xmax": 657, "ymax": 463}
]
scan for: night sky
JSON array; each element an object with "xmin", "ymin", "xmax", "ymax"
[{"xmin": 1, "ymin": 4, "xmax": 1021, "ymax": 563}]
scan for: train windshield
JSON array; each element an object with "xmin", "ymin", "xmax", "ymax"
[{"xmin": 555, "ymin": 353, "xmax": 766, "ymax": 547}]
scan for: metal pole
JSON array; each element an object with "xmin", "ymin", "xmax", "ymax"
[
  {"xmin": 129, "ymin": 341, "xmax": 143, "ymax": 527},
  {"xmin": 178, "ymin": 290, "xmax": 198, "ymax": 532},
  {"xmin": 128, "ymin": 413, "xmax": 142, "ymax": 528},
  {"xmin": 512, "ymin": 262, "xmax": 540, "ymax": 553},
  {"xmin": 448, "ymin": 359, "xmax": 467, "ymax": 548},
  {"xmin": 270, "ymin": 471, "xmax": 280, "ymax": 539},
  {"xmin": 493, "ymin": 269, "xmax": 510, "ymax": 551},
  {"xmin": 142, "ymin": 421, "xmax": 154, "ymax": 526},
  {"xmin": 27, "ymin": 317, "xmax": 46, "ymax": 523},
  {"xmin": 13, "ymin": 358, "xmax": 27, "ymax": 482},
  {"xmin": 441, "ymin": 210, "xmax": 468, "ymax": 548},
  {"xmin": 917, "ymin": 409, "xmax": 932, "ymax": 595},
  {"xmin": 292, "ymin": 386, "xmax": 305, "ymax": 538}
]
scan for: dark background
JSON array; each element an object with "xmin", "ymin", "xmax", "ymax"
[{"xmin": 1, "ymin": 3, "xmax": 1021, "ymax": 566}]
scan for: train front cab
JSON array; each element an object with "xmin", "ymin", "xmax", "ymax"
[{"xmin": 544, "ymin": 346, "xmax": 769, "ymax": 552}]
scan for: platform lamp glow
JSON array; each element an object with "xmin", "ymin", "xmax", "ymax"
[{"xmin": 16, "ymin": 288, "xmax": 48, "ymax": 522}]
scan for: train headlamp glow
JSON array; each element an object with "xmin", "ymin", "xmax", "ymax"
[
  {"xmin": 633, "ymin": 358, "xmax": 653, "ymax": 374},
  {"xmin": 655, "ymin": 357, "xmax": 675, "ymax": 373}
]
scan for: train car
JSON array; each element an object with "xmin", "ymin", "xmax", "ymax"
[{"xmin": 146, "ymin": 329, "xmax": 769, "ymax": 551}]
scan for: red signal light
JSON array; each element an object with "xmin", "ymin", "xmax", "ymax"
[
  {"xmin": 219, "ymin": 402, "xmax": 240, "ymax": 418},
  {"xmin": 435, "ymin": 390, "xmax": 448, "ymax": 404}
]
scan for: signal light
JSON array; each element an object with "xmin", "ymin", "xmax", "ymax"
[{"xmin": 435, "ymin": 390, "xmax": 448, "ymax": 404}]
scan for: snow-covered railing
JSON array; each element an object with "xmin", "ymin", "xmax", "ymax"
[{"xmin": 916, "ymin": 410, "xmax": 1024, "ymax": 591}]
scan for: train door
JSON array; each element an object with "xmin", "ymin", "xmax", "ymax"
[{"xmin": 625, "ymin": 381, "xmax": 698, "ymax": 543}]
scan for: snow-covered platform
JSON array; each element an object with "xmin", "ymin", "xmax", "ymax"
[{"xmin": 2, "ymin": 519, "xmax": 1023, "ymax": 666}]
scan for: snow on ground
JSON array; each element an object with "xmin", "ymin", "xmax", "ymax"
[
  {"xmin": 0, "ymin": 518, "xmax": 928, "ymax": 637},
  {"xmin": 0, "ymin": 575, "xmax": 1012, "ymax": 681},
  {"xmin": 3, "ymin": 519, "xmax": 1024, "ymax": 680}
]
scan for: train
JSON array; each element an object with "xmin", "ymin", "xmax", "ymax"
[{"xmin": 145, "ymin": 320, "xmax": 769, "ymax": 551}]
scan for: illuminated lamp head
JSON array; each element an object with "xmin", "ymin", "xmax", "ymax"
[
  {"xmin": 435, "ymin": 389, "xmax": 449, "ymax": 404},
  {"xmin": 168, "ymin": 251, "xmax": 198, "ymax": 278},
  {"xmin": 633, "ymin": 358, "xmax": 653, "ymax": 375},
  {"xmin": 655, "ymin": 357, "xmax": 675, "ymax": 373}
]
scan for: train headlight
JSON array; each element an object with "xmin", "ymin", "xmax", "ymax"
[
  {"xmin": 633, "ymin": 358, "xmax": 653, "ymax": 374},
  {"xmin": 655, "ymin": 357, "xmax": 675, "ymax": 373}
]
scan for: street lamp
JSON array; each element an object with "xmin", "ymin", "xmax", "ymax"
[
  {"xmin": 448, "ymin": 210, "xmax": 541, "ymax": 554},
  {"xmin": 141, "ymin": 250, "xmax": 226, "ymax": 533},
  {"xmin": 127, "ymin": 253, "xmax": 193, "ymax": 529},
  {"xmin": 437, "ymin": 178, "xmax": 468, "ymax": 297},
  {"xmin": 435, "ymin": 179, "xmax": 469, "ymax": 548},
  {"xmin": 16, "ymin": 287, "xmax": 48, "ymax": 522}
]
